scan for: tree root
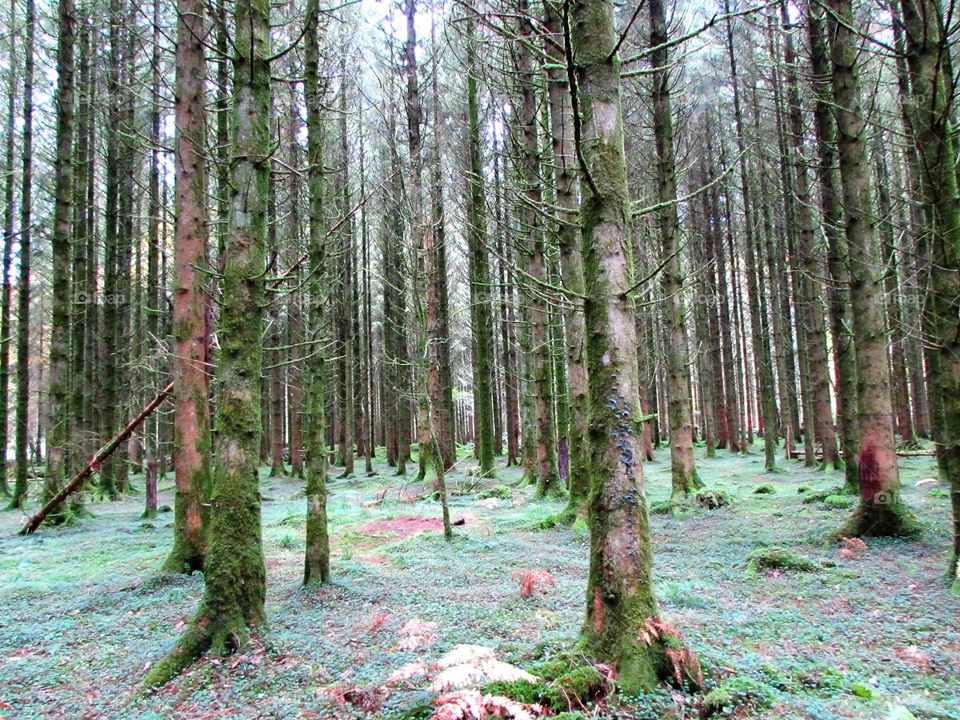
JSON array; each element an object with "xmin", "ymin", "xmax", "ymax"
[
  {"xmin": 837, "ymin": 500, "xmax": 922, "ymax": 539},
  {"xmin": 143, "ymin": 608, "xmax": 255, "ymax": 688}
]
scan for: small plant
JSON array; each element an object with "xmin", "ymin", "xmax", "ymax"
[
  {"xmin": 279, "ymin": 533, "xmax": 295, "ymax": 549},
  {"xmin": 512, "ymin": 569, "xmax": 556, "ymax": 599},
  {"xmin": 701, "ymin": 676, "xmax": 776, "ymax": 717},
  {"xmin": 754, "ymin": 484, "xmax": 776, "ymax": 494}
]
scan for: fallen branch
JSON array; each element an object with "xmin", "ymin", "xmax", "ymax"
[{"xmin": 18, "ymin": 381, "xmax": 174, "ymax": 535}]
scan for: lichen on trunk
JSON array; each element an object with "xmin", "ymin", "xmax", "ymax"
[{"xmin": 570, "ymin": 0, "xmax": 686, "ymax": 692}]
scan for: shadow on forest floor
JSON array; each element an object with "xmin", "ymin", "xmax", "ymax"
[{"xmin": 0, "ymin": 442, "xmax": 957, "ymax": 719}]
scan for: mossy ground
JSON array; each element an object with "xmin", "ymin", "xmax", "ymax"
[{"xmin": 0, "ymin": 444, "xmax": 957, "ymax": 718}]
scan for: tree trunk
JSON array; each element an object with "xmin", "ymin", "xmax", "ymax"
[
  {"xmin": 896, "ymin": 0, "xmax": 960, "ymax": 583},
  {"xmin": 0, "ymin": 0, "xmax": 15, "ymax": 498},
  {"xmin": 650, "ymin": 0, "xmax": 700, "ymax": 499},
  {"xmin": 828, "ymin": 0, "xmax": 916, "ymax": 536},
  {"xmin": 163, "ymin": 0, "xmax": 211, "ymax": 574},
  {"xmin": 143, "ymin": 0, "xmax": 269, "ymax": 686},
  {"xmin": 303, "ymin": 0, "xmax": 330, "ymax": 585},
  {"xmin": 806, "ymin": 1, "xmax": 860, "ymax": 492},
  {"xmin": 572, "ymin": 0, "xmax": 681, "ymax": 690},
  {"xmin": 779, "ymin": 0, "xmax": 838, "ymax": 469},
  {"xmin": 464, "ymin": 6, "xmax": 496, "ymax": 478},
  {"xmin": 10, "ymin": 0, "xmax": 34, "ymax": 510},
  {"xmin": 43, "ymin": 0, "xmax": 76, "ymax": 523},
  {"xmin": 544, "ymin": 0, "xmax": 588, "ymax": 518},
  {"xmin": 515, "ymin": 0, "xmax": 560, "ymax": 498}
]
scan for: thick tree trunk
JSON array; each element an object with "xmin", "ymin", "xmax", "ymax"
[
  {"xmin": 828, "ymin": 0, "xmax": 916, "ymax": 536},
  {"xmin": 572, "ymin": 0, "xmax": 683, "ymax": 691},
  {"xmin": 144, "ymin": 0, "xmax": 269, "ymax": 686},
  {"xmin": 896, "ymin": 0, "xmax": 960, "ymax": 583}
]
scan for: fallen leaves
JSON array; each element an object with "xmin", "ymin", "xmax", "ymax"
[
  {"xmin": 394, "ymin": 618, "xmax": 438, "ymax": 651},
  {"xmin": 839, "ymin": 537, "xmax": 868, "ymax": 560},
  {"xmin": 511, "ymin": 569, "xmax": 555, "ymax": 599}
]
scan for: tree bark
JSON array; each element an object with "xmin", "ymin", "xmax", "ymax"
[
  {"xmin": 571, "ymin": 0, "xmax": 682, "ymax": 691},
  {"xmin": 896, "ymin": 0, "xmax": 960, "ymax": 582},
  {"xmin": 650, "ymin": 0, "xmax": 700, "ymax": 498},
  {"xmin": 163, "ymin": 0, "xmax": 211, "ymax": 574},
  {"xmin": 143, "ymin": 0, "xmax": 270, "ymax": 686},
  {"xmin": 10, "ymin": 0, "xmax": 35, "ymax": 510},
  {"xmin": 828, "ymin": 0, "xmax": 916, "ymax": 536}
]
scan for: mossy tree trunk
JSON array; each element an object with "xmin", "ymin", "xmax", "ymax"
[
  {"xmin": 806, "ymin": 1, "xmax": 859, "ymax": 492},
  {"xmin": 571, "ymin": 0, "xmax": 674, "ymax": 692},
  {"xmin": 778, "ymin": 0, "xmax": 838, "ymax": 470},
  {"xmin": 144, "ymin": 0, "xmax": 269, "ymax": 687},
  {"xmin": 516, "ymin": 0, "xmax": 561, "ymax": 498},
  {"xmin": 545, "ymin": 0, "xmax": 588, "ymax": 518},
  {"xmin": 464, "ymin": 5, "xmax": 496, "ymax": 478},
  {"xmin": 303, "ymin": 0, "xmax": 330, "ymax": 586},
  {"xmin": 163, "ymin": 0, "xmax": 211, "ymax": 574},
  {"xmin": 828, "ymin": 0, "xmax": 915, "ymax": 536},
  {"xmin": 649, "ymin": 0, "xmax": 700, "ymax": 499},
  {"xmin": 896, "ymin": 0, "xmax": 960, "ymax": 580}
]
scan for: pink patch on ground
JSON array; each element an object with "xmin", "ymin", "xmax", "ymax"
[
  {"xmin": 359, "ymin": 555, "xmax": 388, "ymax": 565},
  {"xmin": 360, "ymin": 515, "xmax": 452, "ymax": 539}
]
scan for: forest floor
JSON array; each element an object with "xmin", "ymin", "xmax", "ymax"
[{"xmin": 0, "ymin": 443, "xmax": 957, "ymax": 720}]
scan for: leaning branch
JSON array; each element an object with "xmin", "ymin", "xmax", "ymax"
[{"xmin": 18, "ymin": 382, "xmax": 174, "ymax": 535}]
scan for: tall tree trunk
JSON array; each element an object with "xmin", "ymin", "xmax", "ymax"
[
  {"xmin": 463, "ymin": 8, "xmax": 496, "ymax": 477},
  {"xmin": 0, "ymin": 0, "xmax": 18, "ymax": 499},
  {"xmin": 723, "ymin": 0, "xmax": 776, "ymax": 462},
  {"xmin": 44, "ymin": 0, "xmax": 76, "ymax": 522},
  {"xmin": 572, "ymin": 0, "xmax": 683, "ymax": 690},
  {"xmin": 544, "ymin": 0, "xmax": 588, "ymax": 518},
  {"xmin": 303, "ymin": 0, "xmax": 330, "ymax": 585},
  {"xmin": 516, "ymin": 0, "xmax": 560, "ymax": 497},
  {"xmin": 896, "ymin": 0, "xmax": 960, "ymax": 584},
  {"xmin": 828, "ymin": 0, "xmax": 916, "ymax": 536},
  {"xmin": 337, "ymin": 72, "xmax": 355, "ymax": 478},
  {"xmin": 10, "ymin": 0, "xmax": 35, "ymax": 509},
  {"xmin": 806, "ymin": 1, "xmax": 859, "ymax": 491},
  {"xmin": 495, "ymin": 145, "xmax": 520, "ymax": 467},
  {"xmin": 429, "ymin": 16, "xmax": 455, "ymax": 471},
  {"xmin": 779, "ymin": 0, "xmax": 838, "ymax": 469},
  {"xmin": 650, "ymin": 0, "xmax": 700, "ymax": 498},
  {"xmin": 163, "ymin": 0, "xmax": 211, "ymax": 574}
]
